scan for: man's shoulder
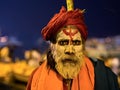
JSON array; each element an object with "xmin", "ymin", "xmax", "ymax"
[
  {"xmin": 89, "ymin": 57, "xmax": 119, "ymax": 90},
  {"xmin": 89, "ymin": 57, "xmax": 116, "ymax": 75},
  {"xmin": 89, "ymin": 57, "xmax": 104, "ymax": 67},
  {"xmin": 30, "ymin": 60, "xmax": 47, "ymax": 75}
]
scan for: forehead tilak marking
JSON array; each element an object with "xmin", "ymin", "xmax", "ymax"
[{"xmin": 63, "ymin": 27, "xmax": 78, "ymax": 40}]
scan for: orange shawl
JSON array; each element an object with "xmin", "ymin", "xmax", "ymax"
[{"xmin": 27, "ymin": 57, "xmax": 94, "ymax": 90}]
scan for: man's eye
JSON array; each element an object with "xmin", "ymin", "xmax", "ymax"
[
  {"xmin": 72, "ymin": 40, "xmax": 81, "ymax": 45},
  {"xmin": 58, "ymin": 41, "xmax": 69, "ymax": 45}
]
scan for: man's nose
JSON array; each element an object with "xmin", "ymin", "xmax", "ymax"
[{"xmin": 65, "ymin": 45, "xmax": 75, "ymax": 55}]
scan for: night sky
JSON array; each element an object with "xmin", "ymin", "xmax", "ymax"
[{"xmin": 0, "ymin": 0, "xmax": 120, "ymax": 50}]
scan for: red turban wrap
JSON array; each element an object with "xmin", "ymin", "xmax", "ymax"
[{"xmin": 41, "ymin": 6, "xmax": 88, "ymax": 41}]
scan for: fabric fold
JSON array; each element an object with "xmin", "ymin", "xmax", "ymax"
[{"xmin": 30, "ymin": 57, "xmax": 94, "ymax": 90}]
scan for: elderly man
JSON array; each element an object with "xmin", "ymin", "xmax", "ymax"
[{"xmin": 26, "ymin": 6, "xmax": 119, "ymax": 90}]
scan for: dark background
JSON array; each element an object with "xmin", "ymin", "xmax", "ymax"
[{"xmin": 0, "ymin": 0, "xmax": 120, "ymax": 50}]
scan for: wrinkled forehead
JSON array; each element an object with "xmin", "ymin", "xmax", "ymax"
[{"xmin": 56, "ymin": 25, "xmax": 82, "ymax": 40}]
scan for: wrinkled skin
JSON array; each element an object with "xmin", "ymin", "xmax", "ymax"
[{"xmin": 51, "ymin": 25, "xmax": 85, "ymax": 79}]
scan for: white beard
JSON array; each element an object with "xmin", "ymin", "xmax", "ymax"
[{"xmin": 55, "ymin": 53, "xmax": 84, "ymax": 79}]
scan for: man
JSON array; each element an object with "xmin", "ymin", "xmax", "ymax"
[{"xmin": 26, "ymin": 6, "xmax": 119, "ymax": 90}]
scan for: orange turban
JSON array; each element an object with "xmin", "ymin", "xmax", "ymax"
[{"xmin": 41, "ymin": 6, "xmax": 88, "ymax": 41}]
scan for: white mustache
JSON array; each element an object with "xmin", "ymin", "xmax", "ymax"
[{"xmin": 60, "ymin": 55, "xmax": 78, "ymax": 62}]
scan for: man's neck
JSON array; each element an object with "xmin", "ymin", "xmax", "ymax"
[{"xmin": 63, "ymin": 79, "xmax": 72, "ymax": 90}]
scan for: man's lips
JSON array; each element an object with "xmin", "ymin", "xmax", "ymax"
[{"xmin": 62, "ymin": 59, "xmax": 77, "ymax": 63}]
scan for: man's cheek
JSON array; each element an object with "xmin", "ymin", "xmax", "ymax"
[
  {"xmin": 55, "ymin": 46, "xmax": 63, "ymax": 54},
  {"xmin": 75, "ymin": 46, "xmax": 83, "ymax": 52},
  {"xmin": 56, "ymin": 49, "xmax": 62, "ymax": 56},
  {"xmin": 52, "ymin": 49, "xmax": 60, "ymax": 59}
]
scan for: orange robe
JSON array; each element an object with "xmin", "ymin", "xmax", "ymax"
[{"xmin": 26, "ymin": 57, "xmax": 94, "ymax": 90}]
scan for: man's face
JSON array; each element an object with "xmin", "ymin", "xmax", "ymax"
[{"xmin": 51, "ymin": 25, "xmax": 85, "ymax": 79}]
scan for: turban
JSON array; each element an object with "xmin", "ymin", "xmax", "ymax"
[{"xmin": 41, "ymin": 6, "xmax": 88, "ymax": 41}]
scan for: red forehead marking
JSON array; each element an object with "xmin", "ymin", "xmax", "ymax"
[{"xmin": 63, "ymin": 28, "xmax": 78, "ymax": 40}]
